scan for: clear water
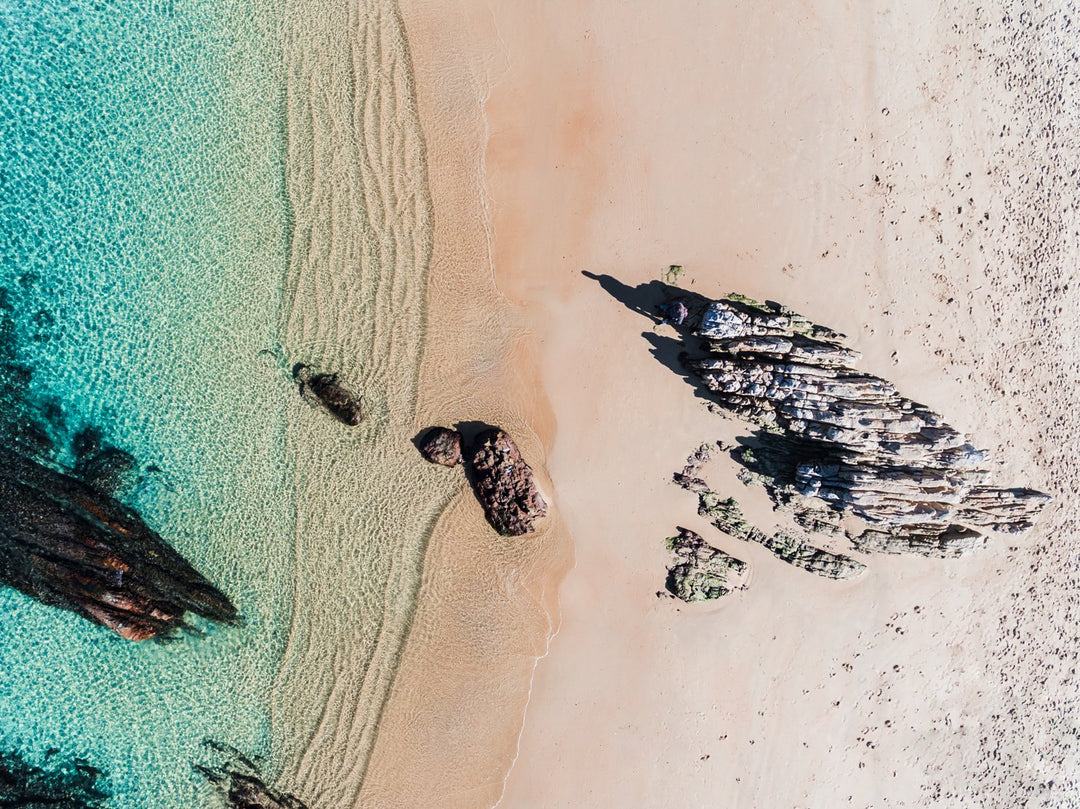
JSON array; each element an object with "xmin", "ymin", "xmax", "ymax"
[{"xmin": 0, "ymin": 0, "xmax": 295, "ymax": 805}]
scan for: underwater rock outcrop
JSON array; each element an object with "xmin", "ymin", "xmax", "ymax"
[
  {"xmin": 293, "ymin": 364, "xmax": 364, "ymax": 427},
  {"xmin": 0, "ymin": 445, "xmax": 237, "ymax": 641},
  {"xmin": 467, "ymin": 428, "xmax": 547, "ymax": 536},
  {"xmin": 197, "ymin": 742, "xmax": 308, "ymax": 809},
  {"xmin": 0, "ymin": 749, "xmax": 109, "ymax": 808},
  {"xmin": 665, "ymin": 527, "xmax": 748, "ymax": 601},
  {"xmin": 682, "ymin": 295, "xmax": 1050, "ymax": 557}
]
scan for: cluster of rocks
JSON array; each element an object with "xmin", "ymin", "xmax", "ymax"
[
  {"xmin": 419, "ymin": 426, "xmax": 547, "ymax": 536},
  {"xmin": 196, "ymin": 741, "xmax": 308, "ymax": 809},
  {"xmin": 676, "ymin": 294, "xmax": 1049, "ymax": 561},
  {"xmin": 0, "ymin": 437, "xmax": 237, "ymax": 641},
  {"xmin": 664, "ymin": 527, "xmax": 748, "ymax": 602},
  {"xmin": 674, "ymin": 442, "xmax": 865, "ymax": 583}
]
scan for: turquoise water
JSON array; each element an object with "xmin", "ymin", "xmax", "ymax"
[{"xmin": 0, "ymin": 0, "xmax": 295, "ymax": 806}]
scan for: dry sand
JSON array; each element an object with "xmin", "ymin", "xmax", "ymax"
[{"xmin": 369, "ymin": 1, "xmax": 1080, "ymax": 807}]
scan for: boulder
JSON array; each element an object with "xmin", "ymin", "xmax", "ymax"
[
  {"xmin": 418, "ymin": 427, "xmax": 463, "ymax": 468},
  {"xmin": 466, "ymin": 429, "xmax": 547, "ymax": 536},
  {"xmin": 293, "ymin": 364, "xmax": 364, "ymax": 426}
]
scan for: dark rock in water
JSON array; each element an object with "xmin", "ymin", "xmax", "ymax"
[
  {"xmin": 418, "ymin": 427, "xmax": 463, "ymax": 467},
  {"xmin": 665, "ymin": 527, "xmax": 748, "ymax": 601},
  {"xmin": 466, "ymin": 429, "xmax": 547, "ymax": 536},
  {"xmin": 682, "ymin": 294, "xmax": 1050, "ymax": 556},
  {"xmin": 73, "ymin": 427, "xmax": 139, "ymax": 494},
  {"xmin": 293, "ymin": 364, "xmax": 364, "ymax": 426},
  {"xmin": 0, "ymin": 749, "xmax": 109, "ymax": 808},
  {"xmin": 197, "ymin": 742, "xmax": 307, "ymax": 809},
  {"xmin": 0, "ymin": 447, "xmax": 237, "ymax": 640}
]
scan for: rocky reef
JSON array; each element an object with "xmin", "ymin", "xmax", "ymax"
[
  {"xmin": 0, "ymin": 440, "xmax": 237, "ymax": 641},
  {"xmin": 293, "ymin": 364, "xmax": 364, "ymax": 427},
  {"xmin": 665, "ymin": 527, "xmax": 748, "ymax": 601},
  {"xmin": 0, "ymin": 749, "xmax": 109, "ymax": 808},
  {"xmin": 197, "ymin": 742, "xmax": 307, "ymax": 809},
  {"xmin": 683, "ymin": 295, "xmax": 1049, "ymax": 557},
  {"xmin": 466, "ymin": 428, "xmax": 548, "ymax": 536}
]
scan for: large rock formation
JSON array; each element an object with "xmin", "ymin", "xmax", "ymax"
[
  {"xmin": 0, "ymin": 749, "xmax": 109, "ymax": 808},
  {"xmin": 293, "ymin": 364, "xmax": 364, "ymax": 427},
  {"xmin": 467, "ymin": 429, "xmax": 547, "ymax": 536},
  {"xmin": 683, "ymin": 295, "xmax": 1050, "ymax": 556},
  {"xmin": 675, "ymin": 443, "xmax": 865, "ymax": 579},
  {"xmin": 197, "ymin": 742, "xmax": 308, "ymax": 809},
  {"xmin": 0, "ymin": 445, "xmax": 237, "ymax": 640},
  {"xmin": 665, "ymin": 527, "xmax": 749, "ymax": 601}
]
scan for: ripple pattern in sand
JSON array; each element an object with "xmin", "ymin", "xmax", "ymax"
[{"xmin": 269, "ymin": 1, "xmax": 461, "ymax": 806}]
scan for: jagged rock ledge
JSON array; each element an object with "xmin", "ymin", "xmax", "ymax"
[
  {"xmin": 665, "ymin": 527, "xmax": 749, "ymax": 601},
  {"xmin": 680, "ymin": 294, "xmax": 1050, "ymax": 557},
  {"xmin": 0, "ymin": 443, "xmax": 237, "ymax": 640}
]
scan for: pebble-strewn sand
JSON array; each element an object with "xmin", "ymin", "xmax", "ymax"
[{"xmin": 367, "ymin": 1, "xmax": 1080, "ymax": 807}]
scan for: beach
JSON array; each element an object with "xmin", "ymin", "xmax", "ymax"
[
  {"xmin": 2, "ymin": 0, "xmax": 1079, "ymax": 807},
  {"xmin": 375, "ymin": 1, "xmax": 1080, "ymax": 807}
]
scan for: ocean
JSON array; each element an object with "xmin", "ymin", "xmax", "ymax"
[{"xmin": 0, "ymin": 0, "xmax": 454, "ymax": 803}]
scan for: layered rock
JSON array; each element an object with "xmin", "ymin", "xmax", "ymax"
[
  {"xmin": 418, "ymin": 427, "xmax": 463, "ymax": 468},
  {"xmin": 0, "ymin": 446, "xmax": 237, "ymax": 640},
  {"xmin": 665, "ymin": 527, "xmax": 748, "ymax": 601},
  {"xmin": 684, "ymin": 295, "xmax": 1050, "ymax": 555},
  {"xmin": 293, "ymin": 364, "xmax": 364, "ymax": 426},
  {"xmin": 467, "ymin": 429, "xmax": 547, "ymax": 536}
]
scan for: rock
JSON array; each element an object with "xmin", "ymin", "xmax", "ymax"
[
  {"xmin": 293, "ymin": 364, "xmax": 364, "ymax": 426},
  {"xmin": 418, "ymin": 427, "xmax": 463, "ymax": 467},
  {"xmin": 0, "ymin": 445, "xmax": 237, "ymax": 640},
  {"xmin": 680, "ymin": 294, "xmax": 1050, "ymax": 556},
  {"xmin": 693, "ymin": 485, "xmax": 865, "ymax": 579},
  {"xmin": 658, "ymin": 298, "xmax": 689, "ymax": 326},
  {"xmin": 0, "ymin": 749, "xmax": 109, "ymax": 808},
  {"xmin": 466, "ymin": 429, "xmax": 547, "ymax": 536},
  {"xmin": 665, "ymin": 527, "xmax": 748, "ymax": 601},
  {"xmin": 197, "ymin": 742, "xmax": 307, "ymax": 809}
]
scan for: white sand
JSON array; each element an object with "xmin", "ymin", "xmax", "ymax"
[{"xmin": 379, "ymin": 1, "xmax": 1080, "ymax": 806}]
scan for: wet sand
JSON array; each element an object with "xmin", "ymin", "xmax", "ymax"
[{"xmin": 366, "ymin": 1, "xmax": 1080, "ymax": 807}]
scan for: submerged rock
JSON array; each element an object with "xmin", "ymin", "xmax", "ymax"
[
  {"xmin": 683, "ymin": 294, "xmax": 1050, "ymax": 556},
  {"xmin": 0, "ymin": 447, "xmax": 237, "ymax": 640},
  {"xmin": 0, "ymin": 749, "xmax": 109, "ymax": 808},
  {"xmin": 665, "ymin": 527, "xmax": 748, "ymax": 601},
  {"xmin": 418, "ymin": 427, "xmax": 463, "ymax": 468},
  {"xmin": 197, "ymin": 742, "xmax": 307, "ymax": 809},
  {"xmin": 293, "ymin": 364, "xmax": 364, "ymax": 426},
  {"xmin": 467, "ymin": 429, "xmax": 547, "ymax": 536}
]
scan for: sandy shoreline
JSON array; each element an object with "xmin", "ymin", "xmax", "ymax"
[
  {"xmin": 362, "ymin": 0, "xmax": 1080, "ymax": 807},
  {"xmin": 357, "ymin": 2, "xmax": 570, "ymax": 806}
]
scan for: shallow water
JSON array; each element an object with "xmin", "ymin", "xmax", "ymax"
[{"xmin": 0, "ymin": 0, "xmax": 297, "ymax": 805}]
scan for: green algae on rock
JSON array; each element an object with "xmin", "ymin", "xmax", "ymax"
[{"xmin": 665, "ymin": 527, "xmax": 748, "ymax": 602}]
